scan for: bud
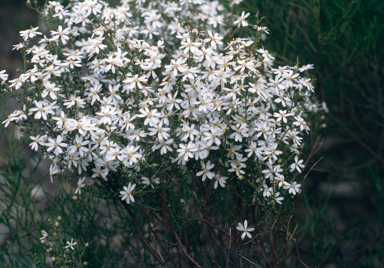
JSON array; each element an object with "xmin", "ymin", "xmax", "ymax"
[
  {"xmin": 41, "ymin": 230, "xmax": 49, "ymax": 238},
  {"xmin": 54, "ymin": 222, "xmax": 59, "ymax": 229},
  {"xmin": 26, "ymin": 0, "xmax": 31, "ymax": 7},
  {"xmin": 84, "ymin": 242, "xmax": 89, "ymax": 248},
  {"xmin": 57, "ymin": 216, "xmax": 62, "ymax": 222},
  {"xmin": 26, "ymin": 97, "xmax": 32, "ymax": 106},
  {"xmin": 47, "ymin": 219, "xmax": 52, "ymax": 224},
  {"xmin": 16, "ymin": 69, "xmax": 22, "ymax": 73},
  {"xmin": 51, "ymin": 257, "xmax": 57, "ymax": 263},
  {"xmin": 180, "ymin": 199, "xmax": 185, "ymax": 205},
  {"xmin": 83, "ymin": 262, "xmax": 89, "ymax": 266}
]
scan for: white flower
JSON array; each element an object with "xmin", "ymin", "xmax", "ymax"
[
  {"xmin": 274, "ymin": 110, "xmax": 293, "ymax": 123},
  {"xmin": 214, "ymin": 175, "xmax": 227, "ymax": 189},
  {"xmin": 51, "ymin": 25, "xmax": 70, "ymax": 44},
  {"xmin": 196, "ymin": 160, "xmax": 215, "ymax": 181},
  {"xmin": 148, "ymin": 121, "xmax": 170, "ymax": 140},
  {"xmin": 29, "ymin": 135, "xmax": 45, "ymax": 151},
  {"xmin": 120, "ymin": 182, "xmax": 136, "ymax": 204},
  {"xmin": 290, "ymin": 156, "xmax": 305, "ymax": 173},
  {"xmin": 45, "ymin": 135, "xmax": 68, "ymax": 156},
  {"xmin": 141, "ymin": 177, "xmax": 160, "ymax": 188},
  {"xmin": 29, "ymin": 101, "xmax": 56, "ymax": 120},
  {"xmin": 236, "ymin": 220, "xmax": 255, "ymax": 239},
  {"xmin": 137, "ymin": 108, "xmax": 161, "ymax": 126},
  {"xmin": 177, "ymin": 142, "xmax": 197, "ymax": 162},
  {"xmin": 233, "ymin": 12, "xmax": 250, "ymax": 28},
  {"xmin": 65, "ymin": 238, "xmax": 77, "ymax": 250},
  {"xmin": 19, "ymin": 26, "xmax": 42, "ymax": 41},
  {"xmin": 75, "ymin": 177, "xmax": 86, "ymax": 195},
  {"xmin": 283, "ymin": 181, "xmax": 301, "ymax": 195},
  {"xmin": 298, "ymin": 64, "xmax": 314, "ymax": 72},
  {"xmin": 274, "ymin": 192, "xmax": 284, "ymax": 205}
]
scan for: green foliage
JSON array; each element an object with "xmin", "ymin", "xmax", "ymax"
[{"xmin": 237, "ymin": 0, "xmax": 384, "ymax": 267}]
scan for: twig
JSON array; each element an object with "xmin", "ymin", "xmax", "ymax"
[
  {"xmin": 238, "ymin": 254, "xmax": 261, "ymax": 267},
  {"xmin": 226, "ymin": 228, "xmax": 232, "ymax": 268},
  {"xmin": 108, "ymin": 181, "xmax": 169, "ymax": 267},
  {"xmin": 162, "ymin": 179, "xmax": 202, "ymax": 267},
  {"xmin": 289, "ymin": 225, "xmax": 298, "ymax": 241},
  {"xmin": 302, "ymin": 156, "xmax": 323, "ymax": 185},
  {"xmin": 178, "ymin": 216, "xmax": 236, "ymax": 241},
  {"xmin": 242, "ymin": 231, "xmax": 269, "ymax": 245},
  {"xmin": 292, "ymin": 237, "xmax": 310, "ymax": 268}
]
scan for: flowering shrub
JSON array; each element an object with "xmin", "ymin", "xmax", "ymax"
[{"xmin": 1, "ymin": 0, "xmax": 326, "ymax": 266}]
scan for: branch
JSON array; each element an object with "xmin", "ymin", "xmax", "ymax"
[
  {"xmin": 107, "ymin": 180, "xmax": 169, "ymax": 267},
  {"xmin": 162, "ymin": 179, "xmax": 202, "ymax": 267},
  {"xmin": 178, "ymin": 216, "xmax": 236, "ymax": 241},
  {"xmin": 292, "ymin": 237, "xmax": 310, "ymax": 268}
]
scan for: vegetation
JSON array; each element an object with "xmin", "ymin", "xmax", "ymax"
[{"xmin": 0, "ymin": 0, "xmax": 383, "ymax": 267}]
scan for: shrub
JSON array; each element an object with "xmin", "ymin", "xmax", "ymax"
[{"xmin": 1, "ymin": 0, "xmax": 326, "ymax": 266}]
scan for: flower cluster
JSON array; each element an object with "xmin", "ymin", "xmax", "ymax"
[
  {"xmin": 39, "ymin": 217, "xmax": 89, "ymax": 266},
  {"xmin": 1, "ymin": 0, "xmax": 326, "ymax": 240}
]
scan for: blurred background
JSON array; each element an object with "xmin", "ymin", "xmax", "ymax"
[{"xmin": 0, "ymin": 0, "xmax": 383, "ymax": 267}]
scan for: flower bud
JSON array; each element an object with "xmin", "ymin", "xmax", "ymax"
[
  {"xmin": 41, "ymin": 230, "xmax": 49, "ymax": 238},
  {"xmin": 57, "ymin": 216, "xmax": 62, "ymax": 222},
  {"xmin": 51, "ymin": 257, "xmax": 57, "ymax": 263},
  {"xmin": 26, "ymin": 97, "xmax": 32, "ymax": 106}
]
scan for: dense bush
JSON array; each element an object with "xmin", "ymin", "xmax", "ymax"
[{"xmin": 0, "ymin": 0, "xmax": 354, "ymax": 267}]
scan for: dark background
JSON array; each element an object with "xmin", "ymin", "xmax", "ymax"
[{"xmin": 0, "ymin": 0, "xmax": 383, "ymax": 267}]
